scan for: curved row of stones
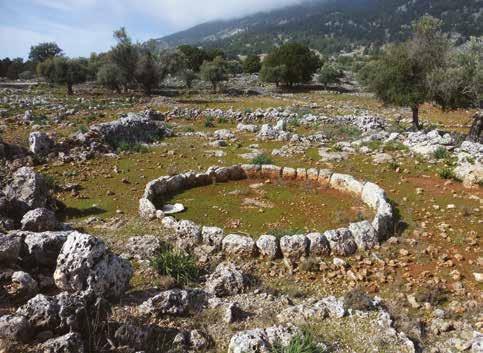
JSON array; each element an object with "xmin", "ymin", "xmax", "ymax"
[{"xmin": 139, "ymin": 164, "xmax": 396, "ymax": 260}]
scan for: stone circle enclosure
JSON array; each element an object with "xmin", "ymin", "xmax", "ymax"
[{"xmin": 139, "ymin": 164, "xmax": 396, "ymax": 259}]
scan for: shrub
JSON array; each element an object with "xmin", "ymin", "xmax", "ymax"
[
  {"xmin": 18, "ymin": 71, "xmax": 34, "ymax": 80},
  {"xmin": 433, "ymin": 146, "xmax": 450, "ymax": 160},
  {"xmin": 270, "ymin": 331, "xmax": 325, "ymax": 353},
  {"xmin": 217, "ymin": 116, "xmax": 228, "ymax": 124},
  {"xmin": 243, "ymin": 54, "xmax": 262, "ymax": 73},
  {"xmin": 415, "ymin": 286, "xmax": 448, "ymax": 305},
  {"xmin": 151, "ymin": 249, "xmax": 199, "ymax": 285},
  {"xmin": 365, "ymin": 140, "xmax": 383, "ymax": 151},
  {"xmin": 78, "ymin": 124, "xmax": 88, "ymax": 133},
  {"xmin": 116, "ymin": 142, "xmax": 149, "ymax": 153},
  {"xmin": 383, "ymin": 141, "xmax": 408, "ymax": 152},
  {"xmin": 343, "ymin": 289, "xmax": 376, "ymax": 312},
  {"xmin": 252, "ymin": 153, "xmax": 273, "ymax": 165},
  {"xmin": 204, "ymin": 116, "xmax": 215, "ymax": 128},
  {"xmin": 437, "ymin": 167, "xmax": 457, "ymax": 180},
  {"xmin": 97, "ymin": 63, "xmax": 123, "ymax": 93}
]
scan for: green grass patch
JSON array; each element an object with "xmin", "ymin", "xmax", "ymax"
[
  {"xmin": 271, "ymin": 331, "xmax": 326, "ymax": 353},
  {"xmin": 151, "ymin": 248, "xmax": 199, "ymax": 286},
  {"xmin": 116, "ymin": 142, "xmax": 149, "ymax": 153},
  {"xmin": 437, "ymin": 167, "xmax": 457, "ymax": 180},
  {"xmin": 433, "ymin": 147, "xmax": 450, "ymax": 160},
  {"xmin": 204, "ymin": 116, "xmax": 215, "ymax": 128},
  {"xmin": 382, "ymin": 141, "xmax": 408, "ymax": 152},
  {"xmin": 252, "ymin": 153, "xmax": 273, "ymax": 165}
]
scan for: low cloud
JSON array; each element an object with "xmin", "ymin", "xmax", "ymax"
[{"xmin": 0, "ymin": 0, "xmax": 306, "ymax": 58}]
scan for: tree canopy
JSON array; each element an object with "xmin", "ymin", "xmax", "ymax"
[
  {"xmin": 29, "ymin": 42, "xmax": 63, "ymax": 64},
  {"xmin": 261, "ymin": 43, "xmax": 321, "ymax": 87},
  {"xmin": 360, "ymin": 16, "xmax": 480, "ymax": 130},
  {"xmin": 37, "ymin": 57, "xmax": 87, "ymax": 95}
]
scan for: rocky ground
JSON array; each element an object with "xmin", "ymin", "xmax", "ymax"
[{"xmin": 0, "ymin": 78, "xmax": 481, "ymax": 353}]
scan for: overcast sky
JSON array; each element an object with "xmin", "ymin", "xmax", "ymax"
[{"xmin": 0, "ymin": 0, "xmax": 304, "ymax": 59}]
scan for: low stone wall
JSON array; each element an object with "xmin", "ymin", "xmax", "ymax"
[{"xmin": 139, "ymin": 164, "xmax": 396, "ymax": 260}]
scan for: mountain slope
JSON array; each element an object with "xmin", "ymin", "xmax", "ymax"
[{"xmin": 153, "ymin": 0, "xmax": 483, "ymax": 55}]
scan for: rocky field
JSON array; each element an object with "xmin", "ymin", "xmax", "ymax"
[{"xmin": 0, "ymin": 79, "xmax": 481, "ymax": 353}]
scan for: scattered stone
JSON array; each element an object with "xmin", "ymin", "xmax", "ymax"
[
  {"xmin": 280, "ymin": 234, "xmax": 308, "ymax": 260},
  {"xmin": 222, "ymin": 234, "xmax": 257, "ymax": 257},
  {"xmin": 256, "ymin": 235, "xmax": 280, "ymax": 259},
  {"xmin": 125, "ymin": 235, "xmax": 162, "ymax": 260},
  {"xmin": 40, "ymin": 332, "xmax": 84, "ymax": 353},
  {"xmin": 0, "ymin": 314, "xmax": 32, "ymax": 342},
  {"xmin": 29, "ymin": 131, "xmax": 53, "ymax": 155},
  {"xmin": 205, "ymin": 262, "xmax": 245, "ymax": 297},
  {"xmin": 20, "ymin": 208, "xmax": 60, "ymax": 232},
  {"xmin": 0, "ymin": 232, "xmax": 22, "ymax": 265},
  {"xmin": 139, "ymin": 289, "xmax": 191, "ymax": 316},
  {"xmin": 324, "ymin": 228, "xmax": 357, "ymax": 256}
]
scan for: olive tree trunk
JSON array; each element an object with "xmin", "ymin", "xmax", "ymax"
[
  {"xmin": 67, "ymin": 82, "xmax": 73, "ymax": 95},
  {"xmin": 467, "ymin": 112, "xmax": 482, "ymax": 143},
  {"xmin": 412, "ymin": 106, "xmax": 420, "ymax": 130}
]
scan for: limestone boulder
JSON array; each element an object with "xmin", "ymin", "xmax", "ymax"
[{"xmin": 53, "ymin": 232, "xmax": 132, "ymax": 299}]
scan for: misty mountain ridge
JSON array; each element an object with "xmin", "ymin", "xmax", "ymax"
[{"xmin": 152, "ymin": 0, "xmax": 482, "ymax": 55}]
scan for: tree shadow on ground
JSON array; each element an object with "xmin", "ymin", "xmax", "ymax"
[{"xmin": 57, "ymin": 206, "xmax": 106, "ymax": 221}]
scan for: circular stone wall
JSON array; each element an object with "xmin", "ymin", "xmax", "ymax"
[{"xmin": 139, "ymin": 164, "xmax": 396, "ymax": 260}]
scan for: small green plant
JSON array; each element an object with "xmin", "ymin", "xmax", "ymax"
[
  {"xmin": 270, "ymin": 331, "xmax": 325, "ymax": 353},
  {"xmin": 204, "ymin": 116, "xmax": 215, "ymax": 128},
  {"xmin": 252, "ymin": 153, "xmax": 273, "ymax": 165},
  {"xmin": 32, "ymin": 115, "xmax": 48, "ymax": 125},
  {"xmin": 78, "ymin": 124, "xmax": 88, "ymax": 133},
  {"xmin": 116, "ymin": 142, "xmax": 149, "ymax": 153},
  {"xmin": 433, "ymin": 147, "xmax": 450, "ymax": 160},
  {"xmin": 41, "ymin": 174, "xmax": 56, "ymax": 190},
  {"xmin": 151, "ymin": 249, "xmax": 199, "ymax": 285},
  {"xmin": 365, "ymin": 140, "xmax": 382, "ymax": 151},
  {"xmin": 288, "ymin": 117, "xmax": 301, "ymax": 128},
  {"xmin": 388, "ymin": 161, "xmax": 400, "ymax": 171},
  {"xmin": 437, "ymin": 167, "xmax": 456, "ymax": 180},
  {"xmin": 183, "ymin": 126, "xmax": 195, "ymax": 133},
  {"xmin": 217, "ymin": 116, "xmax": 228, "ymax": 124},
  {"xmin": 343, "ymin": 288, "xmax": 376, "ymax": 312},
  {"xmin": 328, "ymin": 144, "xmax": 343, "ymax": 152},
  {"xmin": 383, "ymin": 141, "xmax": 408, "ymax": 152},
  {"xmin": 85, "ymin": 114, "xmax": 96, "ymax": 123}
]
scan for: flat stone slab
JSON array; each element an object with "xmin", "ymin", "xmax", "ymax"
[{"xmin": 162, "ymin": 203, "xmax": 185, "ymax": 215}]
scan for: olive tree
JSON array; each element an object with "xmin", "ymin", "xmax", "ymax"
[
  {"xmin": 29, "ymin": 42, "xmax": 63, "ymax": 64},
  {"xmin": 110, "ymin": 27, "xmax": 138, "ymax": 90},
  {"xmin": 261, "ymin": 43, "xmax": 320, "ymax": 87},
  {"xmin": 97, "ymin": 63, "xmax": 123, "ymax": 93},
  {"xmin": 361, "ymin": 16, "xmax": 452, "ymax": 130},
  {"xmin": 318, "ymin": 63, "xmax": 344, "ymax": 89},
  {"xmin": 260, "ymin": 64, "xmax": 287, "ymax": 88},
  {"xmin": 135, "ymin": 51, "xmax": 161, "ymax": 95},
  {"xmin": 243, "ymin": 54, "xmax": 261, "ymax": 73},
  {"xmin": 37, "ymin": 57, "xmax": 87, "ymax": 95},
  {"xmin": 200, "ymin": 56, "xmax": 227, "ymax": 92}
]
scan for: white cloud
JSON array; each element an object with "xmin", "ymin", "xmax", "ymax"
[
  {"xmin": 129, "ymin": 0, "xmax": 304, "ymax": 29},
  {"xmin": 30, "ymin": 0, "xmax": 98, "ymax": 11},
  {"xmin": 0, "ymin": 22, "xmax": 115, "ymax": 59},
  {"xmin": 0, "ymin": 0, "xmax": 306, "ymax": 58}
]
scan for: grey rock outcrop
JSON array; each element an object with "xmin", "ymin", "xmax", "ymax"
[
  {"xmin": 205, "ymin": 262, "xmax": 245, "ymax": 297},
  {"xmin": 3, "ymin": 167, "xmax": 50, "ymax": 215},
  {"xmin": 20, "ymin": 208, "xmax": 60, "ymax": 232},
  {"xmin": 53, "ymin": 232, "xmax": 132, "ymax": 299}
]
